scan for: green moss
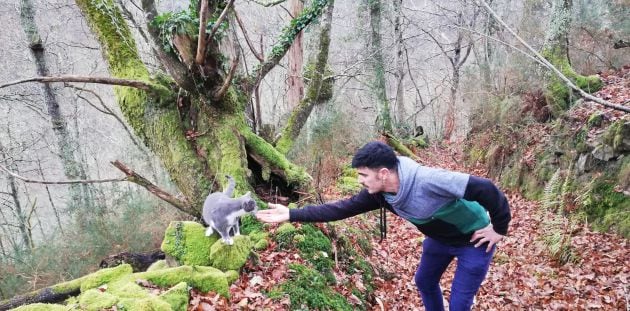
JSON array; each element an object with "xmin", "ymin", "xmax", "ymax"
[
  {"xmin": 274, "ymin": 223, "xmax": 298, "ymax": 249},
  {"xmin": 224, "ymin": 270, "xmax": 240, "ymax": 284},
  {"xmin": 75, "ymin": 0, "xmax": 174, "ymax": 140},
  {"xmin": 146, "ymin": 260, "xmax": 170, "ymax": 272},
  {"xmin": 133, "ymin": 265, "xmax": 229, "ymax": 297},
  {"xmin": 281, "ymin": 263, "xmax": 351, "ymax": 310},
  {"xmin": 161, "ymin": 221, "xmax": 217, "ymax": 266},
  {"xmin": 602, "ymin": 120, "xmax": 629, "ymax": 152},
  {"xmin": 542, "ymin": 47, "xmax": 602, "ymax": 113},
  {"xmin": 587, "ymin": 113, "xmax": 604, "ymax": 128},
  {"xmin": 581, "ymin": 181, "xmax": 629, "ymax": 237},
  {"xmin": 159, "ymin": 282, "xmax": 189, "ymax": 311},
  {"xmin": 146, "ymin": 110, "xmax": 211, "ymax": 210},
  {"xmin": 242, "ymin": 127, "xmax": 311, "ymax": 186},
  {"xmin": 575, "ymin": 75, "xmax": 603, "ymax": 93},
  {"xmin": 241, "ymin": 214, "xmax": 264, "ymax": 235},
  {"xmin": 296, "ymin": 224, "xmax": 334, "ymax": 280},
  {"xmin": 78, "ymin": 288, "xmax": 119, "ymax": 311},
  {"xmin": 249, "ymin": 231, "xmax": 269, "ymax": 250},
  {"xmin": 80, "ymin": 264, "xmax": 133, "ymax": 292},
  {"xmin": 209, "ymin": 235, "xmax": 253, "ymax": 271},
  {"xmin": 117, "ymin": 296, "xmax": 172, "ymax": 311},
  {"xmin": 10, "ymin": 304, "xmax": 71, "ymax": 311},
  {"xmin": 108, "ymin": 280, "xmax": 150, "ymax": 299}
]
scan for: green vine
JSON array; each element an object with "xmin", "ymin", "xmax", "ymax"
[{"xmin": 268, "ymin": 0, "xmax": 329, "ymax": 59}]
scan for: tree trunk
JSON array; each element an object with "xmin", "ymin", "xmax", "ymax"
[
  {"xmin": 20, "ymin": 0, "xmax": 93, "ymax": 216},
  {"xmin": 393, "ymin": 0, "xmax": 406, "ymax": 129},
  {"xmin": 542, "ymin": 0, "xmax": 603, "ymax": 114},
  {"xmin": 0, "ymin": 143, "xmax": 31, "ymax": 250},
  {"xmin": 75, "ymin": 0, "xmax": 315, "ymax": 216},
  {"xmin": 0, "ymin": 285, "xmax": 81, "ymax": 310},
  {"xmin": 287, "ymin": 0, "xmax": 305, "ymax": 110},
  {"xmin": 275, "ymin": 0, "xmax": 335, "ymax": 155},
  {"xmin": 441, "ymin": 10, "xmax": 474, "ymax": 141},
  {"xmin": 368, "ymin": 0, "xmax": 393, "ymax": 133}
]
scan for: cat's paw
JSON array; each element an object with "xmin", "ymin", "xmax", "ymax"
[
  {"xmin": 205, "ymin": 227, "xmax": 213, "ymax": 236},
  {"xmin": 224, "ymin": 238, "xmax": 234, "ymax": 245}
]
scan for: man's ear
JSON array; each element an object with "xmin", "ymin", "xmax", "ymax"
[{"xmin": 378, "ymin": 167, "xmax": 390, "ymax": 179}]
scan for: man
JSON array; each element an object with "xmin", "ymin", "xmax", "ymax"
[{"xmin": 256, "ymin": 141, "xmax": 511, "ymax": 310}]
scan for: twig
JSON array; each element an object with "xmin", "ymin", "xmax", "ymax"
[
  {"xmin": 110, "ymin": 160, "xmax": 195, "ymax": 216},
  {"xmin": 249, "ymin": 0, "xmax": 286, "ymax": 7},
  {"xmin": 212, "ymin": 50, "xmax": 240, "ymax": 101},
  {"xmin": 0, "ymin": 164, "xmax": 125, "ymax": 185},
  {"xmin": 234, "ymin": 8, "xmax": 264, "ymax": 61},
  {"xmin": 0, "ymin": 75, "xmax": 153, "ymax": 90}
]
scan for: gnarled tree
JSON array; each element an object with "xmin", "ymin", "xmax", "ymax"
[{"xmin": 69, "ymin": 0, "xmax": 331, "ymax": 216}]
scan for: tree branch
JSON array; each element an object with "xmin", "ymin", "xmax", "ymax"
[
  {"xmin": 0, "ymin": 75, "xmax": 153, "ymax": 90},
  {"xmin": 213, "ymin": 52, "xmax": 240, "ymax": 101},
  {"xmin": 141, "ymin": 0, "xmax": 197, "ymax": 92},
  {"xmin": 246, "ymin": 0, "xmax": 330, "ymax": 94},
  {"xmin": 110, "ymin": 160, "xmax": 196, "ymax": 216},
  {"xmin": 249, "ymin": 0, "xmax": 287, "ymax": 7},
  {"xmin": 234, "ymin": 8, "xmax": 263, "ymax": 61},
  {"xmin": 0, "ymin": 164, "xmax": 125, "ymax": 185},
  {"xmin": 195, "ymin": 0, "xmax": 210, "ymax": 65},
  {"xmin": 422, "ymin": 29, "xmax": 456, "ymax": 68},
  {"xmin": 207, "ymin": 0, "xmax": 235, "ymax": 44},
  {"xmin": 477, "ymin": 0, "xmax": 630, "ymax": 113},
  {"xmin": 234, "ymin": 9, "xmax": 265, "ymax": 62}
]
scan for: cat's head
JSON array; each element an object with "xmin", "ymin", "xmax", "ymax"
[{"xmin": 241, "ymin": 192, "xmax": 258, "ymax": 213}]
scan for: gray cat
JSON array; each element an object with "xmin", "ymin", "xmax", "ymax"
[{"xmin": 202, "ymin": 175, "xmax": 257, "ymax": 245}]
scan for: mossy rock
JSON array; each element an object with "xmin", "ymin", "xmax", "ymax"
[
  {"xmin": 161, "ymin": 221, "xmax": 218, "ymax": 266},
  {"xmin": 224, "ymin": 270, "xmax": 240, "ymax": 284},
  {"xmin": 159, "ymin": 282, "xmax": 189, "ymax": 311},
  {"xmin": 603, "ymin": 121, "xmax": 630, "ymax": 152},
  {"xmin": 78, "ymin": 288, "xmax": 119, "ymax": 311},
  {"xmin": 133, "ymin": 265, "xmax": 229, "ymax": 297},
  {"xmin": 80, "ymin": 264, "xmax": 133, "ymax": 292},
  {"xmin": 209, "ymin": 235, "xmax": 253, "ymax": 271},
  {"xmin": 107, "ymin": 280, "xmax": 151, "ymax": 299},
  {"xmin": 117, "ymin": 296, "xmax": 172, "ymax": 311},
  {"xmin": 249, "ymin": 231, "xmax": 269, "ymax": 250},
  {"xmin": 10, "ymin": 303, "xmax": 71, "ymax": 311},
  {"xmin": 146, "ymin": 260, "xmax": 170, "ymax": 272},
  {"xmin": 274, "ymin": 223, "xmax": 297, "ymax": 249}
]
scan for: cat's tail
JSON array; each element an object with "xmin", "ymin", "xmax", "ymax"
[{"xmin": 223, "ymin": 175, "xmax": 235, "ymax": 197}]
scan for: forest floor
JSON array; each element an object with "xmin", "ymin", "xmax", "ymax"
[
  {"xmin": 190, "ymin": 67, "xmax": 630, "ymax": 310},
  {"xmin": 189, "ymin": 142, "xmax": 628, "ymax": 311}
]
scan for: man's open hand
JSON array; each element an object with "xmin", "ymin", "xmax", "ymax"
[{"xmin": 255, "ymin": 203, "xmax": 290, "ymax": 223}]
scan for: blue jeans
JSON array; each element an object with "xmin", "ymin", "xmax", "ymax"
[{"xmin": 415, "ymin": 237, "xmax": 495, "ymax": 311}]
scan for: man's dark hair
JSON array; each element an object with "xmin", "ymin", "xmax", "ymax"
[{"xmin": 351, "ymin": 141, "xmax": 398, "ymax": 170}]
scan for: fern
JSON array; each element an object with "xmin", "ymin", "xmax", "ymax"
[{"xmin": 539, "ymin": 168, "xmax": 579, "ymax": 264}]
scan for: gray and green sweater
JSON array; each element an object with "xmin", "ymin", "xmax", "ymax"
[{"xmin": 290, "ymin": 157, "xmax": 511, "ymax": 246}]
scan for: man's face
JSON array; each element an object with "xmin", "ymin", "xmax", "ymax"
[{"xmin": 356, "ymin": 167, "xmax": 385, "ymax": 194}]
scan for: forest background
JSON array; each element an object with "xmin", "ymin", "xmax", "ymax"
[{"xmin": 0, "ymin": 0, "xmax": 628, "ymax": 309}]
